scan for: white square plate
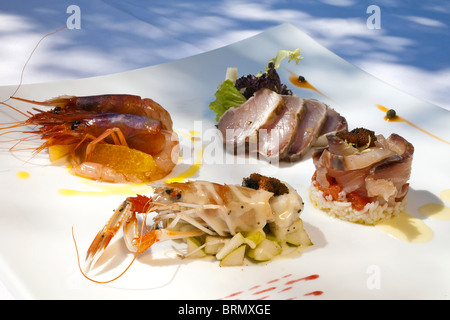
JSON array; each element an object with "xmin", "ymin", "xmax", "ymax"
[{"xmin": 0, "ymin": 23, "xmax": 449, "ymax": 299}]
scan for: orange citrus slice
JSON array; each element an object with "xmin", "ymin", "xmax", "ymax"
[
  {"xmin": 88, "ymin": 144, "xmax": 157, "ymax": 181},
  {"xmin": 48, "ymin": 144, "xmax": 77, "ymax": 162}
]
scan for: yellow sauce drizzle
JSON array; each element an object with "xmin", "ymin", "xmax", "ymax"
[
  {"xmin": 165, "ymin": 144, "xmax": 203, "ymax": 184},
  {"xmin": 58, "ymin": 180, "xmax": 154, "ymax": 197},
  {"xmin": 375, "ymin": 211, "xmax": 433, "ymax": 243},
  {"xmin": 440, "ymin": 189, "xmax": 450, "ymax": 202},
  {"xmin": 16, "ymin": 171, "xmax": 30, "ymax": 179},
  {"xmin": 376, "ymin": 105, "xmax": 449, "ymax": 144},
  {"xmin": 418, "ymin": 203, "xmax": 450, "ymax": 220},
  {"xmin": 418, "ymin": 189, "xmax": 450, "ymax": 220},
  {"xmin": 376, "ymin": 189, "xmax": 450, "ymax": 240}
]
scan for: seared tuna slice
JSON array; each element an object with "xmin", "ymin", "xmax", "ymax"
[
  {"xmin": 258, "ymin": 95, "xmax": 306, "ymax": 159},
  {"xmin": 287, "ymin": 99, "xmax": 328, "ymax": 161},
  {"xmin": 217, "ymin": 88, "xmax": 285, "ymax": 148}
]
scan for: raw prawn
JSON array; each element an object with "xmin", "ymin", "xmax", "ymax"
[
  {"xmin": 11, "ymin": 94, "xmax": 174, "ymax": 130},
  {"xmin": 0, "ymin": 94, "xmax": 179, "ymax": 183},
  {"xmin": 85, "ymin": 174, "xmax": 312, "ymax": 271}
]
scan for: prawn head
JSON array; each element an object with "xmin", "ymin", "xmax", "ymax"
[{"xmin": 85, "ymin": 195, "xmax": 203, "ymax": 271}]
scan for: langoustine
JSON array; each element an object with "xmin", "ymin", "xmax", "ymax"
[
  {"xmin": 0, "ymin": 94, "xmax": 179, "ymax": 183},
  {"xmin": 85, "ymin": 174, "xmax": 312, "ymax": 271},
  {"xmin": 309, "ymin": 127, "xmax": 414, "ymax": 225}
]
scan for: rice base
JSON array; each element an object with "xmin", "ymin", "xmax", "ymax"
[{"xmin": 309, "ymin": 182, "xmax": 405, "ymax": 225}]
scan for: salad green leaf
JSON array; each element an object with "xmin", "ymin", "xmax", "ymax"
[
  {"xmin": 209, "ymin": 49, "xmax": 302, "ymax": 121},
  {"xmin": 209, "ymin": 79, "xmax": 246, "ymax": 121},
  {"xmin": 267, "ymin": 48, "xmax": 302, "ymax": 70}
]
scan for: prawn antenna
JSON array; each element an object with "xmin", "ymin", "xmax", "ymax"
[
  {"xmin": 71, "ymin": 226, "xmax": 143, "ymax": 285},
  {"xmin": 1, "ymin": 25, "xmax": 68, "ymax": 105},
  {"xmin": 0, "ymin": 101, "xmax": 29, "ymax": 117}
]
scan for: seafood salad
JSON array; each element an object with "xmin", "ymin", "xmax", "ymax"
[
  {"xmin": 209, "ymin": 49, "xmax": 347, "ymax": 162},
  {"xmin": 85, "ymin": 174, "xmax": 312, "ymax": 270},
  {"xmin": 310, "ymin": 128, "xmax": 414, "ymax": 225},
  {"xmin": 1, "ymin": 94, "xmax": 179, "ymax": 183}
]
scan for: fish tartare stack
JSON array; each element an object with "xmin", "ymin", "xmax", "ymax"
[{"xmin": 309, "ymin": 128, "xmax": 414, "ymax": 225}]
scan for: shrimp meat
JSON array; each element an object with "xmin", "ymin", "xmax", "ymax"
[{"xmin": 85, "ymin": 174, "xmax": 312, "ymax": 271}]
